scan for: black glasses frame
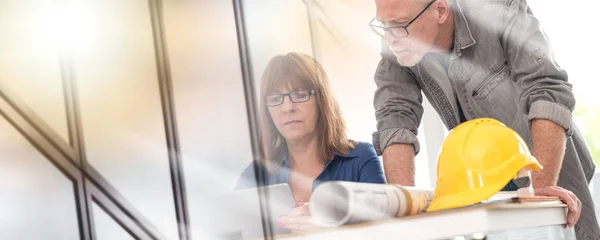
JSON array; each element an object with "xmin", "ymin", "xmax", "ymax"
[
  {"xmin": 265, "ymin": 89, "xmax": 316, "ymax": 107},
  {"xmin": 369, "ymin": 0, "xmax": 437, "ymax": 38}
]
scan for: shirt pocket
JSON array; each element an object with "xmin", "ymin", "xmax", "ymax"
[{"xmin": 471, "ymin": 62, "xmax": 509, "ymax": 100}]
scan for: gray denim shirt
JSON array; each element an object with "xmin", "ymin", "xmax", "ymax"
[{"xmin": 372, "ymin": 0, "xmax": 598, "ymax": 238}]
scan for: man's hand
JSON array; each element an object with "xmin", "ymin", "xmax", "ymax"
[
  {"xmin": 535, "ymin": 186, "xmax": 581, "ymax": 227},
  {"xmin": 382, "ymin": 144, "xmax": 415, "ymax": 186},
  {"xmin": 277, "ymin": 201, "xmax": 321, "ymax": 233},
  {"xmin": 531, "ymin": 119, "xmax": 567, "ymax": 187}
]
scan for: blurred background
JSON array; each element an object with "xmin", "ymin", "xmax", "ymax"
[{"xmin": 0, "ymin": 0, "xmax": 598, "ymax": 239}]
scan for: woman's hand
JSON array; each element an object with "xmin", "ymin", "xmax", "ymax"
[
  {"xmin": 535, "ymin": 186, "xmax": 581, "ymax": 227},
  {"xmin": 277, "ymin": 201, "xmax": 321, "ymax": 233}
]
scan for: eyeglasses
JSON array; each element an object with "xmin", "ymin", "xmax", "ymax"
[
  {"xmin": 369, "ymin": 0, "xmax": 437, "ymax": 38},
  {"xmin": 265, "ymin": 89, "xmax": 315, "ymax": 107}
]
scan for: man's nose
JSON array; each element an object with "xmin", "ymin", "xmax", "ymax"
[{"xmin": 383, "ymin": 31, "xmax": 396, "ymax": 46}]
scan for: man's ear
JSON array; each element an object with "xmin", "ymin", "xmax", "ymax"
[{"xmin": 436, "ymin": 0, "xmax": 451, "ymax": 24}]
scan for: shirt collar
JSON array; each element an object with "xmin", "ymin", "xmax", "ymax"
[
  {"xmin": 450, "ymin": 0, "xmax": 476, "ymax": 59},
  {"xmin": 279, "ymin": 148, "xmax": 358, "ymax": 166}
]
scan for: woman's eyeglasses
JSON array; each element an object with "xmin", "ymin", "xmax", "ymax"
[{"xmin": 265, "ymin": 89, "xmax": 315, "ymax": 107}]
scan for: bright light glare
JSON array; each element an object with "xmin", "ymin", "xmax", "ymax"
[{"xmin": 44, "ymin": 2, "xmax": 98, "ymax": 54}]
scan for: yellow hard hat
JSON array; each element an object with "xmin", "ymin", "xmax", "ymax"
[{"xmin": 427, "ymin": 118, "xmax": 542, "ymax": 212}]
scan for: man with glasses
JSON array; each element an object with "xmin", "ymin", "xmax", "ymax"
[{"xmin": 370, "ymin": 0, "xmax": 599, "ymax": 238}]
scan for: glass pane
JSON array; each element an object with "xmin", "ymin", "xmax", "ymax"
[
  {"xmin": 68, "ymin": 0, "xmax": 178, "ymax": 239},
  {"xmin": 528, "ymin": 0, "xmax": 600, "ymax": 223},
  {"xmin": 527, "ymin": 0, "xmax": 600, "ymax": 166},
  {"xmin": 93, "ymin": 203, "xmax": 135, "ymax": 240},
  {"xmin": 244, "ymin": 0, "xmax": 314, "ymax": 86},
  {"xmin": 592, "ymin": 172, "xmax": 600, "ymax": 224},
  {"xmin": 314, "ymin": 0, "xmax": 439, "ymax": 187},
  {"xmin": 161, "ymin": 1, "xmax": 262, "ymax": 239},
  {"xmin": 0, "ymin": 115, "xmax": 79, "ymax": 240},
  {"xmin": 314, "ymin": 21, "xmax": 378, "ymax": 143},
  {"xmin": 0, "ymin": 0, "xmax": 69, "ymax": 143}
]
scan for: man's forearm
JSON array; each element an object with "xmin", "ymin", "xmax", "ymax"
[
  {"xmin": 382, "ymin": 144, "xmax": 415, "ymax": 186},
  {"xmin": 531, "ymin": 119, "xmax": 566, "ymax": 187}
]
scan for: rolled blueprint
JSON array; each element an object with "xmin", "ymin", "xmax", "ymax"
[{"xmin": 309, "ymin": 181, "xmax": 434, "ymax": 227}]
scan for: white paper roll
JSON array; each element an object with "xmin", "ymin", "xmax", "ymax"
[{"xmin": 309, "ymin": 181, "xmax": 434, "ymax": 227}]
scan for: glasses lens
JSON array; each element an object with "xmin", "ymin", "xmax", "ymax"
[
  {"xmin": 265, "ymin": 94, "xmax": 283, "ymax": 106},
  {"xmin": 370, "ymin": 25, "xmax": 386, "ymax": 37},
  {"xmin": 290, "ymin": 90, "xmax": 310, "ymax": 102},
  {"xmin": 391, "ymin": 28, "xmax": 408, "ymax": 38}
]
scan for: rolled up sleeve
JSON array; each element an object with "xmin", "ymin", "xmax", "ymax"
[
  {"xmin": 372, "ymin": 53, "xmax": 424, "ymax": 155},
  {"xmin": 502, "ymin": 0, "xmax": 575, "ymax": 136},
  {"xmin": 373, "ymin": 128, "xmax": 420, "ymax": 156},
  {"xmin": 527, "ymin": 100, "xmax": 572, "ymax": 133}
]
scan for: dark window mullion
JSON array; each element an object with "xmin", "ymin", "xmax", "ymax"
[
  {"xmin": 0, "ymin": 87, "xmax": 86, "ymax": 239},
  {"xmin": 59, "ymin": 33, "xmax": 95, "ymax": 239},
  {"xmin": 0, "ymin": 44, "xmax": 167, "ymax": 240},
  {"xmin": 232, "ymin": 0, "xmax": 275, "ymax": 239},
  {"xmin": 147, "ymin": 0, "xmax": 191, "ymax": 239},
  {"xmin": 0, "ymin": 69, "xmax": 166, "ymax": 240},
  {"xmin": 0, "ymin": 81, "xmax": 76, "ymax": 162},
  {"xmin": 89, "ymin": 184, "xmax": 159, "ymax": 240},
  {"xmin": 85, "ymin": 165, "xmax": 167, "ymax": 239}
]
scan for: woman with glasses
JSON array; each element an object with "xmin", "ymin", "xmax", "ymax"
[{"xmin": 235, "ymin": 52, "xmax": 385, "ymax": 233}]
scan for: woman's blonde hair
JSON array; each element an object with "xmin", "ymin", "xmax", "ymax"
[{"xmin": 258, "ymin": 52, "xmax": 354, "ymax": 172}]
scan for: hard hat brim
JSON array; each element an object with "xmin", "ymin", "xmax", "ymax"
[
  {"xmin": 426, "ymin": 177, "xmax": 508, "ymax": 212},
  {"xmin": 427, "ymin": 160, "xmax": 542, "ymax": 212}
]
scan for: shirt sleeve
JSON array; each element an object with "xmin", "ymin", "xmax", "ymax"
[
  {"xmin": 234, "ymin": 161, "xmax": 259, "ymax": 190},
  {"xmin": 356, "ymin": 142, "xmax": 387, "ymax": 184},
  {"xmin": 502, "ymin": 0, "xmax": 575, "ymax": 136},
  {"xmin": 372, "ymin": 52, "xmax": 424, "ymax": 155}
]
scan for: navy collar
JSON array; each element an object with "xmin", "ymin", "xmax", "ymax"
[{"xmin": 279, "ymin": 148, "xmax": 357, "ymax": 167}]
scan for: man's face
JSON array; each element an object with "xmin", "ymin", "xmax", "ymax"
[{"xmin": 375, "ymin": 0, "xmax": 440, "ymax": 67}]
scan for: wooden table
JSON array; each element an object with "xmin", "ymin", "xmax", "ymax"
[{"xmin": 276, "ymin": 201, "xmax": 574, "ymax": 240}]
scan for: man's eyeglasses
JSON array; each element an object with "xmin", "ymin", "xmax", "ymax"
[
  {"xmin": 369, "ymin": 0, "xmax": 437, "ymax": 38},
  {"xmin": 265, "ymin": 89, "xmax": 315, "ymax": 107}
]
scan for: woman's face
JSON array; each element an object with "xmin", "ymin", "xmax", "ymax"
[{"xmin": 266, "ymin": 87, "xmax": 319, "ymax": 143}]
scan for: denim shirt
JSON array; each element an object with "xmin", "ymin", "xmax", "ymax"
[
  {"xmin": 372, "ymin": 0, "xmax": 598, "ymax": 238},
  {"xmin": 235, "ymin": 142, "xmax": 386, "ymax": 191}
]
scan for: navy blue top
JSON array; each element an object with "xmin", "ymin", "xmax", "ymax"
[{"xmin": 235, "ymin": 141, "xmax": 386, "ymax": 190}]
